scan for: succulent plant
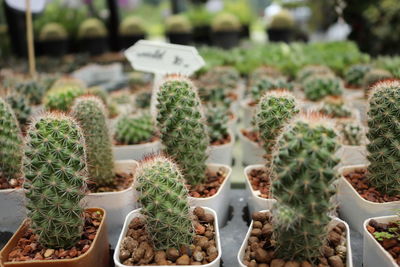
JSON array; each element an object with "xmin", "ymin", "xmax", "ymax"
[
  {"xmin": 115, "ymin": 113, "xmax": 155, "ymax": 145},
  {"xmin": 297, "ymin": 65, "xmax": 333, "ymax": 83},
  {"xmin": 257, "ymin": 90, "xmax": 299, "ymax": 165},
  {"xmin": 44, "ymin": 85, "xmax": 84, "ymax": 112},
  {"xmin": 39, "ymin": 22, "xmax": 68, "ymax": 41},
  {"xmin": 198, "ymin": 86, "xmax": 232, "ymax": 108},
  {"xmin": 119, "ymin": 16, "xmax": 146, "ymax": 36},
  {"xmin": 78, "ymin": 18, "xmax": 107, "ymax": 39},
  {"xmin": 71, "ymin": 96, "xmax": 115, "ymax": 187},
  {"xmin": 363, "ymin": 68, "xmax": 393, "ymax": 97},
  {"xmin": 272, "ymin": 113, "xmax": 340, "ymax": 262},
  {"xmin": 205, "ymin": 104, "xmax": 230, "ymax": 144},
  {"xmin": 156, "ymin": 76, "xmax": 209, "ymax": 186},
  {"xmin": 166, "ymin": 15, "xmax": 192, "ymax": 33},
  {"xmin": 211, "ymin": 12, "xmax": 241, "ymax": 32},
  {"xmin": 269, "ymin": 9, "xmax": 295, "ymax": 29},
  {"xmin": 135, "ymin": 156, "xmax": 193, "ymax": 250},
  {"xmin": 23, "ymin": 113, "xmax": 87, "ymax": 249},
  {"xmin": 338, "ymin": 120, "xmax": 364, "ymax": 146},
  {"xmin": 366, "ymin": 80, "xmax": 400, "ymax": 196},
  {"xmin": 15, "ymin": 81, "xmax": 46, "ymax": 105},
  {"xmin": 135, "ymin": 91, "xmax": 152, "ymax": 109},
  {"xmin": 251, "ymin": 77, "xmax": 293, "ymax": 103},
  {"xmin": 344, "ymin": 64, "xmax": 371, "ymax": 87},
  {"xmin": 249, "ymin": 66, "xmax": 282, "ymax": 85},
  {"xmin": 86, "ymin": 86, "xmax": 108, "ymax": 105},
  {"xmin": 318, "ymin": 97, "xmax": 352, "ymax": 118},
  {"xmin": 0, "ymin": 98, "xmax": 23, "ymax": 181},
  {"xmin": 5, "ymin": 93, "xmax": 32, "ymax": 126},
  {"xmin": 303, "ymin": 75, "xmax": 343, "ymax": 101}
]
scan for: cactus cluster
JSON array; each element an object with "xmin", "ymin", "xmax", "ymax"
[
  {"xmin": 71, "ymin": 96, "xmax": 115, "ymax": 187},
  {"xmin": 251, "ymin": 77, "xmax": 293, "ymax": 103},
  {"xmin": 366, "ymin": 80, "xmax": 400, "ymax": 196},
  {"xmin": 338, "ymin": 120, "xmax": 364, "ymax": 146},
  {"xmin": 303, "ymin": 75, "xmax": 343, "ymax": 101},
  {"xmin": 156, "ymin": 76, "xmax": 209, "ymax": 186},
  {"xmin": 297, "ymin": 65, "xmax": 333, "ymax": 83},
  {"xmin": 115, "ymin": 113, "xmax": 155, "ymax": 145},
  {"xmin": 211, "ymin": 12, "xmax": 241, "ymax": 32},
  {"xmin": 0, "ymin": 98, "xmax": 23, "ymax": 181},
  {"xmin": 5, "ymin": 93, "xmax": 32, "ymax": 126},
  {"xmin": 15, "ymin": 81, "xmax": 46, "ymax": 105},
  {"xmin": 344, "ymin": 64, "xmax": 371, "ymax": 87},
  {"xmin": 135, "ymin": 156, "xmax": 193, "ymax": 249},
  {"xmin": 166, "ymin": 15, "xmax": 192, "ymax": 33},
  {"xmin": 78, "ymin": 18, "xmax": 107, "ymax": 39},
  {"xmin": 271, "ymin": 114, "xmax": 340, "ymax": 262},
  {"xmin": 44, "ymin": 85, "xmax": 84, "ymax": 112},
  {"xmin": 205, "ymin": 104, "xmax": 230, "ymax": 144},
  {"xmin": 23, "ymin": 113, "xmax": 87, "ymax": 248},
  {"xmin": 39, "ymin": 22, "xmax": 68, "ymax": 41},
  {"xmin": 269, "ymin": 9, "xmax": 294, "ymax": 29},
  {"xmin": 119, "ymin": 16, "xmax": 146, "ymax": 36}
]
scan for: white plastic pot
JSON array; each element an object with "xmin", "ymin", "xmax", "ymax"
[
  {"xmin": 0, "ymin": 188, "xmax": 26, "ymax": 232},
  {"xmin": 237, "ymin": 129, "xmax": 264, "ymax": 166},
  {"xmin": 240, "ymin": 99, "xmax": 255, "ymax": 128},
  {"xmin": 113, "ymin": 207, "xmax": 221, "ymax": 267},
  {"xmin": 189, "ymin": 164, "xmax": 232, "ymax": 228},
  {"xmin": 207, "ymin": 131, "xmax": 235, "ymax": 166},
  {"xmin": 334, "ymin": 145, "xmax": 368, "ymax": 169},
  {"xmin": 83, "ymin": 160, "xmax": 138, "ymax": 248},
  {"xmin": 337, "ymin": 165, "xmax": 400, "ymax": 233},
  {"xmin": 363, "ymin": 215, "xmax": 398, "ymax": 267},
  {"xmin": 113, "ymin": 140, "xmax": 161, "ymax": 161},
  {"xmin": 244, "ymin": 165, "xmax": 276, "ymax": 215},
  {"xmin": 227, "ymin": 115, "xmax": 238, "ymax": 134},
  {"xmin": 237, "ymin": 210, "xmax": 353, "ymax": 267}
]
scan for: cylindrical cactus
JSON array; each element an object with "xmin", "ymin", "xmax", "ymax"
[
  {"xmin": 0, "ymin": 98, "xmax": 23, "ymax": 181},
  {"xmin": 115, "ymin": 113, "xmax": 155, "ymax": 145},
  {"xmin": 71, "ymin": 96, "xmax": 115, "ymax": 187},
  {"xmin": 344, "ymin": 64, "xmax": 371, "ymax": 87},
  {"xmin": 44, "ymin": 85, "xmax": 84, "ymax": 112},
  {"xmin": 271, "ymin": 113, "xmax": 340, "ymax": 262},
  {"xmin": 39, "ymin": 22, "xmax": 68, "ymax": 41},
  {"xmin": 78, "ymin": 18, "xmax": 107, "ymax": 39},
  {"xmin": 156, "ymin": 76, "xmax": 209, "ymax": 186},
  {"xmin": 23, "ymin": 113, "xmax": 87, "ymax": 248},
  {"xmin": 119, "ymin": 16, "xmax": 146, "ymax": 36},
  {"xmin": 211, "ymin": 12, "xmax": 241, "ymax": 32},
  {"xmin": 303, "ymin": 75, "xmax": 343, "ymax": 101},
  {"xmin": 205, "ymin": 104, "xmax": 230, "ymax": 144},
  {"xmin": 251, "ymin": 77, "xmax": 293, "ymax": 103},
  {"xmin": 366, "ymin": 80, "xmax": 400, "ymax": 196},
  {"xmin": 135, "ymin": 156, "xmax": 193, "ymax": 249}
]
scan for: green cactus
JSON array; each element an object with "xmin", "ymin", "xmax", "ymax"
[
  {"xmin": 366, "ymin": 80, "xmax": 400, "ymax": 196},
  {"xmin": 363, "ymin": 68, "xmax": 393, "ymax": 97},
  {"xmin": 135, "ymin": 91, "xmax": 152, "ymax": 109},
  {"xmin": 272, "ymin": 114, "xmax": 340, "ymax": 262},
  {"xmin": 211, "ymin": 12, "xmax": 241, "ymax": 32},
  {"xmin": 166, "ymin": 15, "xmax": 192, "ymax": 33},
  {"xmin": 0, "ymin": 98, "xmax": 23, "ymax": 181},
  {"xmin": 78, "ymin": 18, "xmax": 107, "ymax": 39},
  {"xmin": 15, "ymin": 81, "xmax": 46, "ymax": 105},
  {"xmin": 344, "ymin": 64, "xmax": 371, "ymax": 87},
  {"xmin": 115, "ymin": 113, "xmax": 155, "ymax": 145},
  {"xmin": 269, "ymin": 9, "xmax": 294, "ymax": 29},
  {"xmin": 318, "ymin": 97, "xmax": 352, "ymax": 118},
  {"xmin": 23, "ymin": 113, "xmax": 87, "ymax": 249},
  {"xmin": 119, "ymin": 16, "xmax": 146, "ymax": 36},
  {"xmin": 135, "ymin": 156, "xmax": 193, "ymax": 250},
  {"xmin": 156, "ymin": 76, "xmax": 209, "ymax": 186},
  {"xmin": 205, "ymin": 104, "xmax": 230, "ymax": 144},
  {"xmin": 249, "ymin": 66, "xmax": 282, "ymax": 85},
  {"xmin": 71, "ymin": 96, "xmax": 115, "ymax": 187},
  {"xmin": 303, "ymin": 75, "xmax": 343, "ymax": 101},
  {"xmin": 297, "ymin": 65, "xmax": 333, "ymax": 83},
  {"xmin": 198, "ymin": 86, "xmax": 232, "ymax": 109},
  {"xmin": 339, "ymin": 120, "xmax": 364, "ymax": 146},
  {"xmin": 257, "ymin": 90, "xmax": 299, "ymax": 165},
  {"xmin": 39, "ymin": 22, "xmax": 68, "ymax": 41},
  {"xmin": 44, "ymin": 85, "xmax": 84, "ymax": 112},
  {"xmin": 5, "ymin": 93, "xmax": 32, "ymax": 126},
  {"xmin": 251, "ymin": 77, "xmax": 293, "ymax": 103},
  {"xmin": 86, "ymin": 86, "xmax": 108, "ymax": 105}
]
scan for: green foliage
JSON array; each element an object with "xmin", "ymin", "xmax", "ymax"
[
  {"xmin": 344, "ymin": 64, "xmax": 372, "ymax": 87},
  {"xmin": 366, "ymin": 80, "xmax": 400, "ymax": 196},
  {"xmin": 269, "ymin": 9, "xmax": 295, "ymax": 29},
  {"xmin": 44, "ymin": 86, "xmax": 84, "ymax": 112},
  {"xmin": 119, "ymin": 16, "xmax": 146, "ymax": 36},
  {"xmin": 115, "ymin": 113, "xmax": 155, "ymax": 145},
  {"xmin": 71, "ymin": 96, "xmax": 114, "ymax": 187},
  {"xmin": 166, "ymin": 15, "xmax": 192, "ymax": 33},
  {"xmin": 0, "ymin": 98, "xmax": 23, "ymax": 180},
  {"xmin": 205, "ymin": 104, "xmax": 229, "ymax": 144},
  {"xmin": 39, "ymin": 22, "xmax": 68, "ymax": 41},
  {"xmin": 78, "ymin": 18, "xmax": 107, "ymax": 39},
  {"xmin": 303, "ymin": 75, "xmax": 343, "ymax": 101},
  {"xmin": 156, "ymin": 77, "xmax": 208, "ymax": 186},
  {"xmin": 135, "ymin": 91, "xmax": 152, "ymax": 109},
  {"xmin": 373, "ymin": 231, "xmax": 395, "ymax": 241},
  {"xmin": 135, "ymin": 156, "xmax": 193, "ymax": 250},
  {"xmin": 5, "ymin": 93, "xmax": 32, "ymax": 126},
  {"xmin": 251, "ymin": 77, "xmax": 293, "ymax": 103},
  {"xmin": 211, "ymin": 12, "xmax": 241, "ymax": 32},
  {"xmin": 272, "ymin": 115, "xmax": 340, "ymax": 262},
  {"xmin": 15, "ymin": 81, "xmax": 46, "ymax": 105},
  {"xmin": 339, "ymin": 120, "xmax": 364, "ymax": 146},
  {"xmin": 23, "ymin": 113, "xmax": 87, "ymax": 249}
]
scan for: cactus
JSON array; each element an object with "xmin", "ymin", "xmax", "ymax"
[
  {"xmin": 297, "ymin": 65, "xmax": 333, "ymax": 83},
  {"xmin": 303, "ymin": 75, "xmax": 343, "ymax": 101},
  {"xmin": 135, "ymin": 156, "xmax": 193, "ymax": 250},
  {"xmin": 198, "ymin": 66, "xmax": 240, "ymax": 91},
  {"xmin": 0, "ymin": 98, "xmax": 23, "ymax": 181},
  {"xmin": 15, "ymin": 81, "xmax": 46, "ymax": 105},
  {"xmin": 5, "ymin": 93, "xmax": 32, "ymax": 126},
  {"xmin": 272, "ymin": 113, "xmax": 340, "ymax": 262},
  {"xmin": 211, "ymin": 12, "xmax": 241, "ymax": 32},
  {"xmin": 198, "ymin": 86, "xmax": 232, "ymax": 109},
  {"xmin": 78, "ymin": 18, "xmax": 107, "ymax": 39},
  {"xmin": 115, "ymin": 113, "xmax": 155, "ymax": 145},
  {"xmin": 135, "ymin": 91, "xmax": 152, "ymax": 109},
  {"xmin": 166, "ymin": 15, "xmax": 192, "ymax": 33},
  {"xmin": 366, "ymin": 80, "xmax": 400, "ymax": 196},
  {"xmin": 86, "ymin": 86, "xmax": 108, "ymax": 105},
  {"xmin": 23, "ymin": 113, "xmax": 87, "ymax": 249},
  {"xmin": 119, "ymin": 16, "xmax": 146, "ymax": 36},
  {"xmin": 257, "ymin": 90, "xmax": 299, "ymax": 165},
  {"xmin": 205, "ymin": 104, "xmax": 230, "ymax": 144},
  {"xmin": 344, "ymin": 64, "xmax": 371, "ymax": 87},
  {"xmin": 44, "ymin": 85, "xmax": 84, "ymax": 112},
  {"xmin": 338, "ymin": 120, "xmax": 364, "ymax": 146},
  {"xmin": 156, "ymin": 76, "xmax": 209, "ymax": 186},
  {"xmin": 249, "ymin": 66, "xmax": 282, "ymax": 85},
  {"xmin": 71, "ymin": 96, "xmax": 115, "ymax": 187},
  {"xmin": 251, "ymin": 77, "xmax": 293, "ymax": 103},
  {"xmin": 363, "ymin": 68, "xmax": 393, "ymax": 97},
  {"xmin": 39, "ymin": 22, "xmax": 68, "ymax": 41},
  {"xmin": 269, "ymin": 9, "xmax": 294, "ymax": 29},
  {"xmin": 318, "ymin": 97, "xmax": 352, "ymax": 118}
]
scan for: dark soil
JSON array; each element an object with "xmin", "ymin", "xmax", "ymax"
[
  {"xmin": 241, "ymin": 129, "xmax": 262, "ymax": 145},
  {"xmin": 119, "ymin": 207, "xmax": 218, "ymax": 266},
  {"xmin": 114, "ymin": 135, "xmax": 159, "ymax": 146},
  {"xmin": 247, "ymin": 168, "xmax": 271, "ymax": 199},
  {"xmin": 0, "ymin": 177, "xmax": 23, "ymax": 190},
  {"xmin": 7, "ymin": 211, "xmax": 103, "ymax": 262},
  {"xmin": 210, "ymin": 133, "xmax": 231, "ymax": 146},
  {"xmin": 188, "ymin": 168, "xmax": 227, "ymax": 198},
  {"xmin": 88, "ymin": 171, "xmax": 134, "ymax": 193}
]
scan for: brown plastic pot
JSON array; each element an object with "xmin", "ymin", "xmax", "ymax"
[{"xmin": 0, "ymin": 208, "xmax": 109, "ymax": 267}]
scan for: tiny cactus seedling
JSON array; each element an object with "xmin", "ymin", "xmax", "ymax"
[
  {"xmin": 366, "ymin": 80, "xmax": 400, "ymax": 196},
  {"xmin": 115, "ymin": 113, "xmax": 155, "ymax": 145},
  {"xmin": 44, "ymin": 85, "xmax": 84, "ymax": 112},
  {"xmin": 303, "ymin": 75, "xmax": 343, "ymax": 101},
  {"xmin": 156, "ymin": 76, "xmax": 209, "ymax": 186},
  {"xmin": 39, "ymin": 22, "xmax": 68, "ymax": 41},
  {"xmin": 344, "ymin": 64, "xmax": 371, "ymax": 87},
  {"xmin": 211, "ymin": 12, "xmax": 241, "ymax": 32},
  {"xmin": 205, "ymin": 104, "xmax": 230, "ymax": 144},
  {"xmin": 135, "ymin": 156, "xmax": 193, "ymax": 250},
  {"xmin": 166, "ymin": 15, "xmax": 192, "ymax": 33},
  {"xmin": 71, "ymin": 96, "xmax": 115, "ymax": 187},
  {"xmin": 119, "ymin": 16, "xmax": 146, "ymax": 36},
  {"xmin": 5, "ymin": 93, "xmax": 32, "ymax": 126},
  {"xmin": 251, "ymin": 77, "xmax": 293, "ymax": 104},
  {"xmin": 23, "ymin": 113, "xmax": 87, "ymax": 249},
  {"xmin": 78, "ymin": 18, "xmax": 107, "ymax": 39},
  {"xmin": 0, "ymin": 98, "xmax": 23, "ymax": 181},
  {"xmin": 269, "ymin": 9, "xmax": 294, "ymax": 29}
]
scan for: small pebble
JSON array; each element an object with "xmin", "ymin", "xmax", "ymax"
[
  {"xmin": 166, "ymin": 248, "xmax": 180, "ymax": 261},
  {"xmin": 44, "ymin": 249, "xmax": 54, "ymax": 258},
  {"xmin": 176, "ymin": 254, "xmax": 190, "ymax": 265}
]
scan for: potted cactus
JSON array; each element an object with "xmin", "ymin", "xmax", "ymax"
[
  {"xmin": 363, "ymin": 68, "xmax": 393, "ymax": 97},
  {"xmin": 71, "ymin": 96, "xmax": 138, "ymax": 247},
  {"xmin": 211, "ymin": 13, "xmax": 241, "ymax": 49},
  {"xmin": 344, "ymin": 64, "xmax": 372, "ymax": 89},
  {"xmin": 114, "ymin": 156, "xmax": 221, "ymax": 267},
  {"xmin": 0, "ymin": 113, "xmax": 109, "ymax": 267},
  {"xmin": 44, "ymin": 85, "xmax": 84, "ymax": 112},
  {"xmin": 238, "ymin": 113, "xmax": 352, "ymax": 267},
  {"xmin": 297, "ymin": 65, "xmax": 334, "ymax": 83},
  {"xmin": 166, "ymin": 15, "xmax": 193, "ymax": 45},
  {"xmin": 37, "ymin": 22, "xmax": 69, "ymax": 57},
  {"xmin": 156, "ymin": 76, "xmax": 232, "ymax": 227},
  {"xmin": 15, "ymin": 80, "xmax": 46, "ymax": 106},
  {"xmin": 78, "ymin": 18, "xmax": 108, "ymax": 55},
  {"xmin": 119, "ymin": 16, "xmax": 146, "ymax": 49},
  {"xmin": 267, "ymin": 9, "xmax": 295, "ymax": 42},
  {"xmin": 302, "ymin": 74, "xmax": 343, "ymax": 102},
  {"xmin": 338, "ymin": 80, "xmax": 400, "ymax": 233}
]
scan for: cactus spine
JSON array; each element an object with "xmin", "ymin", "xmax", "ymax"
[
  {"xmin": 135, "ymin": 156, "xmax": 193, "ymax": 249},
  {"xmin": 71, "ymin": 96, "xmax": 115, "ymax": 187},
  {"xmin": 23, "ymin": 113, "xmax": 87, "ymax": 248},
  {"xmin": 156, "ymin": 76, "xmax": 209, "ymax": 186},
  {"xmin": 366, "ymin": 80, "xmax": 400, "ymax": 196},
  {"xmin": 115, "ymin": 113, "xmax": 155, "ymax": 145},
  {"xmin": 271, "ymin": 113, "xmax": 340, "ymax": 262}
]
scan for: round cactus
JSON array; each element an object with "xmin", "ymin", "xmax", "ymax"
[
  {"xmin": 297, "ymin": 65, "xmax": 333, "ymax": 83},
  {"xmin": 166, "ymin": 15, "xmax": 192, "ymax": 33},
  {"xmin": 251, "ymin": 77, "xmax": 293, "ymax": 103},
  {"xmin": 205, "ymin": 104, "xmax": 230, "ymax": 144},
  {"xmin": 303, "ymin": 75, "xmax": 343, "ymax": 101},
  {"xmin": 78, "ymin": 18, "xmax": 107, "ymax": 39},
  {"xmin": 211, "ymin": 12, "xmax": 241, "ymax": 32},
  {"xmin": 44, "ymin": 85, "xmax": 84, "ymax": 112},
  {"xmin": 15, "ymin": 81, "xmax": 46, "ymax": 105},
  {"xmin": 119, "ymin": 16, "xmax": 146, "ymax": 36},
  {"xmin": 5, "ymin": 93, "xmax": 32, "ymax": 126},
  {"xmin": 39, "ymin": 22, "xmax": 68, "ymax": 41},
  {"xmin": 344, "ymin": 64, "xmax": 371, "ymax": 87},
  {"xmin": 23, "ymin": 113, "xmax": 87, "ymax": 249},
  {"xmin": 115, "ymin": 113, "xmax": 155, "ymax": 145},
  {"xmin": 318, "ymin": 97, "xmax": 352, "ymax": 118},
  {"xmin": 269, "ymin": 9, "xmax": 294, "ymax": 29},
  {"xmin": 135, "ymin": 156, "xmax": 193, "ymax": 250}
]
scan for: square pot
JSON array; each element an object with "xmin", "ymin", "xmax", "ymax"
[
  {"xmin": 0, "ymin": 188, "xmax": 26, "ymax": 232},
  {"xmin": 207, "ymin": 131, "xmax": 235, "ymax": 166},
  {"xmin": 237, "ymin": 129, "xmax": 264, "ymax": 166},
  {"xmin": 113, "ymin": 140, "xmax": 161, "ymax": 161}
]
